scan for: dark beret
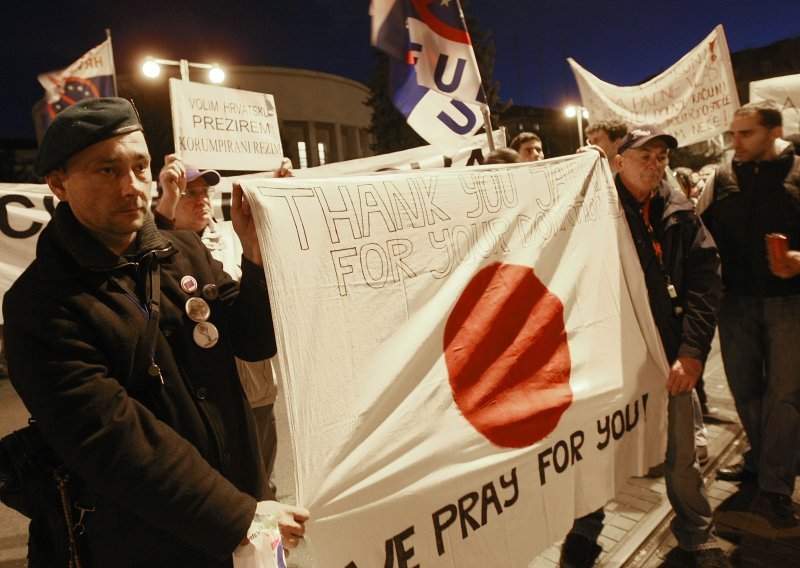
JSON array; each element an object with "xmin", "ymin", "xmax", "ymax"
[{"xmin": 34, "ymin": 97, "xmax": 144, "ymax": 177}]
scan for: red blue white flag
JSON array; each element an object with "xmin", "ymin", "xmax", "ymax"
[
  {"xmin": 371, "ymin": 0, "xmax": 487, "ymax": 150},
  {"xmin": 34, "ymin": 37, "xmax": 116, "ymax": 134}
]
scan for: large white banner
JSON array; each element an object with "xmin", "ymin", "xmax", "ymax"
[
  {"xmin": 750, "ymin": 74, "xmax": 800, "ymax": 137},
  {"xmin": 569, "ymin": 25, "xmax": 739, "ymax": 147},
  {"xmin": 169, "ymin": 79, "xmax": 283, "ymax": 171},
  {"xmin": 241, "ymin": 153, "xmax": 669, "ymax": 567}
]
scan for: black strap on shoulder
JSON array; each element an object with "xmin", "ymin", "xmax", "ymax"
[{"xmin": 143, "ymin": 260, "xmax": 162, "ymax": 383}]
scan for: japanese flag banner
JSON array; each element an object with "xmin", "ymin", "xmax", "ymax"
[{"xmin": 240, "ymin": 151, "xmax": 669, "ymax": 568}]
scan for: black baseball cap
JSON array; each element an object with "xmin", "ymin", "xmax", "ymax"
[
  {"xmin": 35, "ymin": 97, "xmax": 144, "ymax": 177},
  {"xmin": 617, "ymin": 124, "xmax": 678, "ymax": 154}
]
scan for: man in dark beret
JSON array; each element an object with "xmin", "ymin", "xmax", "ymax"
[{"xmin": 3, "ymin": 97, "xmax": 308, "ymax": 567}]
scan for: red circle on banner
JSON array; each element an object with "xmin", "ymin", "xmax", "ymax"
[{"xmin": 444, "ymin": 262, "xmax": 573, "ymax": 448}]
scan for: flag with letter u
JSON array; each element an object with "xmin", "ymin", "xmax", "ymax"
[
  {"xmin": 34, "ymin": 37, "xmax": 116, "ymax": 137},
  {"xmin": 371, "ymin": 0, "xmax": 487, "ymax": 150}
]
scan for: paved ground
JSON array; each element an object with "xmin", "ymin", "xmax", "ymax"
[{"xmin": 1, "ymin": 336, "xmax": 798, "ymax": 567}]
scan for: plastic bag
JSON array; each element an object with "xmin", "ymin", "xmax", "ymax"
[{"xmin": 232, "ymin": 513, "xmax": 287, "ymax": 568}]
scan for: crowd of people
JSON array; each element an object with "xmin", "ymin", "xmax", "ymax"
[{"xmin": 0, "ymin": 96, "xmax": 798, "ymax": 568}]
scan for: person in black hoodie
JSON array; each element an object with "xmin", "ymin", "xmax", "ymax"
[{"xmin": 699, "ymin": 100, "xmax": 800, "ymax": 524}]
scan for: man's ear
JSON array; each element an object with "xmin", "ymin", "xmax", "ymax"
[
  {"xmin": 45, "ymin": 170, "xmax": 68, "ymax": 202},
  {"xmin": 614, "ymin": 153, "xmax": 623, "ymax": 171}
]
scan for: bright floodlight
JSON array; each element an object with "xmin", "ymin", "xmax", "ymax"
[
  {"xmin": 142, "ymin": 58, "xmax": 161, "ymax": 79},
  {"xmin": 581, "ymin": 109, "xmax": 589, "ymax": 119},
  {"xmin": 208, "ymin": 65, "xmax": 225, "ymax": 84},
  {"xmin": 565, "ymin": 106, "xmax": 577, "ymax": 118}
]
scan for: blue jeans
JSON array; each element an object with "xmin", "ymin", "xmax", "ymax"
[
  {"xmin": 570, "ymin": 392, "xmax": 717, "ymax": 551},
  {"xmin": 718, "ymin": 293, "xmax": 800, "ymax": 496},
  {"xmin": 664, "ymin": 391, "xmax": 717, "ymax": 550}
]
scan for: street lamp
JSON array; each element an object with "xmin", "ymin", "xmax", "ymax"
[
  {"xmin": 141, "ymin": 56, "xmax": 225, "ymax": 83},
  {"xmin": 565, "ymin": 105, "xmax": 590, "ymax": 147}
]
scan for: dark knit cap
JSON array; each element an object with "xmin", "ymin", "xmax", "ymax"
[{"xmin": 34, "ymin": 97, "xmax": 143, "ymax": 177}]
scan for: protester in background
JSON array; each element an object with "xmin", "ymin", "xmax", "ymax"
[
  {"xmin": 561, "ymin": 125, "xmax": 728, "ymax": 568},
  {"xmin": 699, "ymin": 101, "xmax": 800, "ymax": 524},
  {"xmin": 694, "ymin": 165, "xmax": 715, "ymax": 200},
  {"xmin": 585, "ymin": 120, "xmax": 628, "ymax": 174},
  {"xmin": 484, "ymin": 147, "xmax": 521, "ymax": 164},
  {"xmin": 155, "ymin": 155, "xmax": 293, "ymax": 495},
  {"xmin": 3, "ymin": 98, "xmax": 308, "ymax": 566},
  {"xmin": 510, "ymin": 131, "xmax": 545, "ymax": 162},
  {"xmin": 673, "ymin": 167, "xmax": 694, "ymax": 199}
]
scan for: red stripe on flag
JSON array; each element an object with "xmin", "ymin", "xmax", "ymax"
[{"xmin": 410, "ymin": 0, "xmax": 472, "ymax": 45}]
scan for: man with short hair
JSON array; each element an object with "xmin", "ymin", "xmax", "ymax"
[
  {"xmin": 700, "ymin": 101, "xmax": 800, "ymax": 523},
  {"xmin": 585, "ymin": 120, "xmax": 628, "ymax": 173},
  {"xmin": 509, "ymin": 131, "xmax": 545, "ymax": 162},
  {"xmin": 3, "ymin": 98, "xmax": 308, "ymax": 566},
  {"xmin": 561, "ymin": 125, "xmax": 728, "ymax": 568}
]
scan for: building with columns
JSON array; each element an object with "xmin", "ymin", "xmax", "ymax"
[{"xmin": 223, "ymin": 65, "xmax": 374, "ymax": 169}]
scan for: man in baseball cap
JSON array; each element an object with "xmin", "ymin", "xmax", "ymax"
[
  {"xmin": 561, "ymin": 124, "xmax": 727, "ymax": 567},
  {"xmin": 615, "ymin": 124, "xmax": 678, "ymax": 155},
  {"xmin": 155, "ymin": 156, "xmax": 222, "ymax": 234},
  {"xmin": 6, "ymin": 97, "xmax": 308, "ymax": 565}
]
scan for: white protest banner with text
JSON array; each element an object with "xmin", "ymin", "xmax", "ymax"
[
  {"xmin": 0, "ymin": 184, "xmax": 55, "ymax": 320},
  {"xmin": 241, "ymin": 153, "xmax": 669, "ymax": 567},
  {"xmin": 750, "ymin": 73, "xmax": 800, "ymax": 136},
  {"xmin": 170, "ymin": 79, "xmax": 283, "ymax": 171},
  {"xmin": 569, "ymin": 25, "xmax": 739, "ymax": 147}
]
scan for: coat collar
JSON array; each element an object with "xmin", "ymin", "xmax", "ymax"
[
  {"xmin": 37, "ymin": 202, "xmax": 175, "ymax": 281},
  {"xmin": 615, "ymin": 176, "xmax": 694, "ymax": 223}
]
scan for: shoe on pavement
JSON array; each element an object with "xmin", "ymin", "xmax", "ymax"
[
  {"xmin": 716, "ymin": 462, "xmax": 755, "ymax": 482},
  {"xmin": 696, "ymin": 445, "xmax": 708, "ymax": 466},
  {"xmin": 559, "ymin": 533, "xmax": 601, "ymax": 568},
  {"xmin": 689, "ymin": 547, "xmax": 731, "ymax": 568},
  {"xmin": 762, "ymin": 491, "xmax": 799, "ymax": 524}
]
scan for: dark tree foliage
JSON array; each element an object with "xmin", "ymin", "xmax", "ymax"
[
  {"xmin": 365, "ymin": 52, "xmax": 426, "ymax": 154},
  {"xmin": 367, "ymin": 1, "xmax": 506, "ymax": 154}
]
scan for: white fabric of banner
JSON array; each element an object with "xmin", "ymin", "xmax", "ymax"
[
  {"xmin": 241, "ymin": 152, "xmax": 669, "ymax": 568},
  {"xmin": 750, "ymin": 73, "xmax": 800, "ymax": 137},
  {"xmin": 569, "ymin": 25, "xmax": 740, "ymax": 147},
  {"xmin": 169, "ymin": 79, "xmax": 283, "ymax": 171}
]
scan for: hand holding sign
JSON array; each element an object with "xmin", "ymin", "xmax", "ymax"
[
  {"xmin": 231, "ymin": 182, "xmax": 262, "ymax": 267},
  {"xmin": 156, "ymin": 154, "xmax": 186, "ymax": 220}
]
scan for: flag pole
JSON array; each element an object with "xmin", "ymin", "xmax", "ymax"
[
  {"xmin": 106, "ymin": 28, "xmax": 119, "ymax": 97},
  {"xmin": 481, "ymin": 106, "xmax": 496, "ymax": 151}
]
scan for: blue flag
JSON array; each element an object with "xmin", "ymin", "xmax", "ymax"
[{"xmin": 371, "ymin": 0, "xmax": 487, "ymax": 149}]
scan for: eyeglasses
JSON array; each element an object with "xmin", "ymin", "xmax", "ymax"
[{"xmin": 181, "ymin": 186, "xmax": 216, "ymax": 199}]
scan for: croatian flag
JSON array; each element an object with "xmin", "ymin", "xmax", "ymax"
[
  {"xmin": 34, "ymin": 37, "xmax": 116, "ymax": 134},
  {"xmin": 371, "ymin": 0, "xmax": 487, "ymax": 150}
]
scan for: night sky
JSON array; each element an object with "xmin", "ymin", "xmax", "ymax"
[{"xmin": 2, "ymin": 1, "xmax": 799, "ymax": 140}]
